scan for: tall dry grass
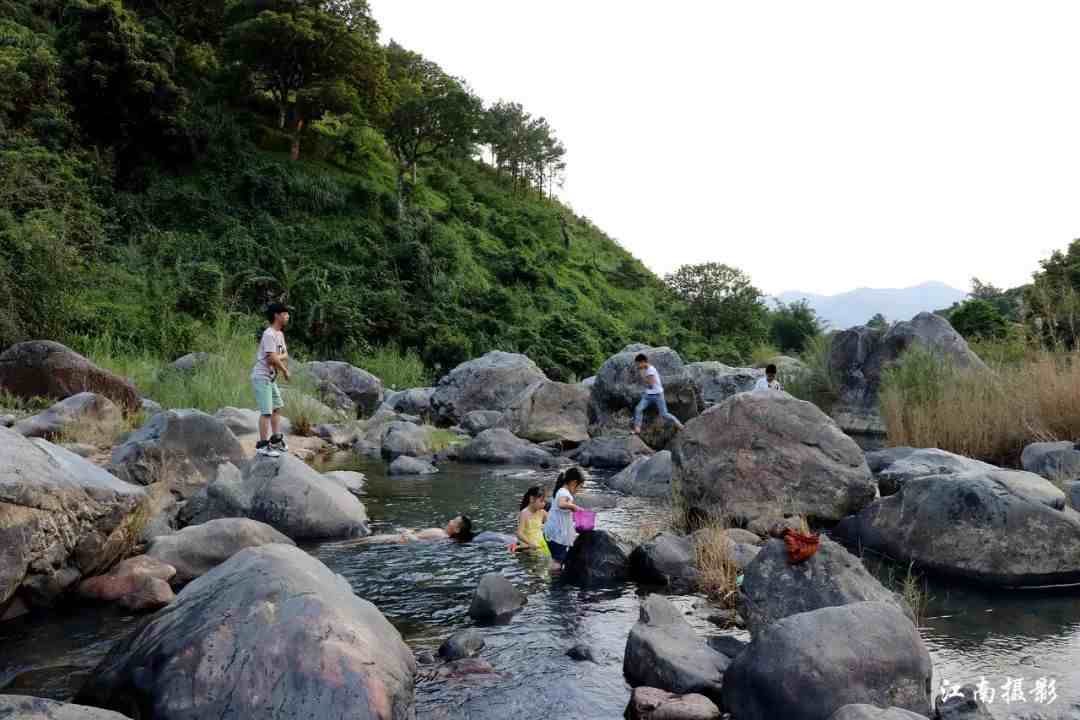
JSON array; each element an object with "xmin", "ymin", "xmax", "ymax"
[
  {"xmin": 880, "ymin": 346, "xmax": 1080, "ymax": 467},
  {"xmin": 692, "ymin": 524, "xmax": 740, "ymax": 609}
]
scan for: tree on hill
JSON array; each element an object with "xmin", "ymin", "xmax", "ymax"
[
  {"xmin": 867, "ymin": 313, "xmax": 888, "ymax": 329},
  {"xmin": 770, "ymin": 299, "xmax": 824, "ymax": 354},
  {"xmin": 665, "ymin": 262, "xmax": 769, "ymax": 360},
  {"xmin": 950, "ymin": 299, "xmax": 1008, "ymax": 341}
]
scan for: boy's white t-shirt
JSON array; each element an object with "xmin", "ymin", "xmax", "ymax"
[
  {"xmin": 753, "ymin": 377, "xmax": 782, "ymax": 391},
  {"xmin": 644, "ymin": 365, "xmax": 664, "ymax": 395},
  {"xmin": 252, "ymin": 327, "xmax": 286, "ymax": 382}
]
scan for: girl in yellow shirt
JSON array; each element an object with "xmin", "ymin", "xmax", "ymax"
[{"xmin": 516, "ymin": 486, "xmax": 550, "ymax": 556}]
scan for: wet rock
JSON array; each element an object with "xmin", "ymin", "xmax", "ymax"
[
  {"xmin": 829, "ymin": 313, "xmax": 986, "ymax": 435},
  {"xmin": 0, "ymin": 340, "xmax": 140, "ymax": 412},
  {"xmin": 626, "ymin": 687, "xmax": 722, "ymax": 720},
  {"xmin": 866, "ymin": 447, "xmax": 995, "ymax": 496},
  {"xmin": 589, "ymin": 345, "xmax": 702, "ymax": 449},
  {"xmin": 468, "ymin": 572, "xmax": 526, "ymax": 621},
  {"xmin": 312, "ymin": 423, "xmax": 358, "ymax": 447},
  {"xmin": 109, "ymin": 409, "xmax": 245, "ymax": 498},
  {"xmin": 834, "ymin": 467, "xmax": 1080, "ymax": 586},
  {"xmin": 212, "ymin": 406, "xmax": 292, "ymax": 437},
  {"xmin": 623, "ymin": 594, "xmax": 729, "ymax": 701},
  {"xmin": 438, "ymin": 629, "xmax": 485, "ymax": 660},
  {"xmin": 471, "ymin": 531, "xmax": 516, "ymax": 545},
  {"xmin": 685, "ymin": 362, "xmax": 763, "ymax": 405},
  {"xmin": 116, "ymin": 575, "xmax": 175, "ymax": 612},
  {"xmin": 671, "ymin": 391, "xmax": 876, "ymax": 533},
  {"xmin": 1021, "ymin": 441, "xmax": 1080, "ymax": 485},
  {"xmin": 78, "ymin": 555, "xmax": 176, "ymax": 602},
  {"xmin": 322, "ymin": 470, "xmax": 366, "ymax": 497},
  {"xmin": 502, "ymin": 380, "xmax": 590, "ymax": 444},
  {"xmin": 705, "ymin": 635, "xmax": 748, "ymax": 660},
  {"xmin": 432, "ymin": 658, "xmax": 501, "ymax": 680},
  {"xmin": 572, "ymin": 434, "xmax": 654, "ymax": 470},
  {"xmin": 0, "ymin": 695, "xmax": 132, "ymax": 719},
  {"xmin": 607, "ymin": 450, "xmax": 673, "ymax": 497},
  {"xmin": 147, "ymin": 517, "xmax": 295, "ymax": 583},
  {"xmin": 566, "ymin": 644, "xmax": 598, "ymax": 662},
  {"xmin": 431, "ymin": 351, "xmax": 548, "ymax": 426},
  {"xmin": 629, "ymin": 532, "xmax": 700, "ymax": 592},
  {"xmin": 564, "ymin": 530, "xmax": 632, "ymax": 585},
  {"xmin": 302, "ymin": 360, "xmax": 384, "ymax": 418},
  {"xmin": 381, "ymin": 421, "xmax": 434, "ymax": 459},
  {"xmin": 75, "ymin": 544, "xmax": 416, "ymax": 719},
  {"xmin": 830, "ymin": 706, "xmax": 930, "ymax": 720},
  {"xmin": 461, "ymin": 410, "xmax": 505, "ymax": 436},
  {"xmin": 14, "ymin": 392, "xmax": 120, "ymax": 440},
  {"xmin": 180, "ymin": 455, "xmax": 370, "ymax": 541},
  {"xmin": 458, "ymin": 428, "xmax": 559, "ymax": 466},
  {"xmin": 0, "ymin": 429, "xmax": 145, "ymax": 614},
  {"xmin": 934, "ymin": 683, "xmax": 995, "ymax": 720},
  {"xmin": 415, "ymin": 649, "xmax": 438, "ymax": 665},
  {"xmin": 388, "ymin": 456, "xmax": 439, "ymax": 476},
  {"xmin": 738, "ymin": 536, "xmax": 910, "ymax": 635},
  {"xmin": 722, "ymin": 601, "xmax": 933, "ymax": 720}
]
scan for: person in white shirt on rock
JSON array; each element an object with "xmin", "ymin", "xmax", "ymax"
[
  {"xmin": 632, "ymin": 353, "xmax": 685, "ymax": 435},
  {"xmin": 251, "ymin": 302, "xmax": 291, "ymax": 457},
  {"xmin": 753, "ymin": 363, "xmax": 783, "ymax": 392}
]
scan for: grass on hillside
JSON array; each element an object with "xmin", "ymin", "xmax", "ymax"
[
  {"xmin": 784, "ymin": 333, "xmax": 839, "ymax": 409},
  {"xmin": 880, "ymin": 344, "xmax": 1080, "ymax": 469}
]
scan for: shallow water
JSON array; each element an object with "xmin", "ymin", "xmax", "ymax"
[{"xmin": 2, "ymin": 458, "xmax": 1079, "ymax": 719}]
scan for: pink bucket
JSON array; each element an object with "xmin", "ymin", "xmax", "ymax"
[{"xmin": 573, "ymin": 510, "xmax": 596, "ymax": 532}]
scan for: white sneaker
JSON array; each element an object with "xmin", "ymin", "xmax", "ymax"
[
  {"xmin": 270, "ymin": 435, "xmax": 289, "ymax": 453},
  {"xmin": 257, "ymin": 444, "xmax": 280, "ymax": 458}
]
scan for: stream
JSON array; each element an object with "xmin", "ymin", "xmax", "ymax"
[{"xmin": 1, "ymin": 459, "xmax": 1078, "ymax": 718}]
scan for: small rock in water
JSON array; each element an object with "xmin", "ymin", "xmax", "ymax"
[
  {"xmin": 566, "ymin": 644, "xmax": 598, "ymax": 663},
  {"xmin": 434, "ymin": 658, "xmax": 502, "ymax": 680},
  {"xmin": 1020, "ymin": 655, "xmax": 1036, "ymax": 665},
  {"xmin": 438, "ymin": 629, "xmax": 485, "ymax": 661},
  {"xmin": 415, "ymin": 649, "xmax": 438, "ymax": 666},
  {"xmin": 936, "ymin": 683, "xmax": 995, "ymax": 720}
]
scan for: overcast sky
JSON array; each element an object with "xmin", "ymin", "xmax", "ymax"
[{"xmin": 371, "ymin": 1, "xmax": 1080, "ymax": 296}]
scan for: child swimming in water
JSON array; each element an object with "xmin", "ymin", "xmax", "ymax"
[{"xmin": 516, "ymin": 486, "xmax": 550, "ymax": 555}]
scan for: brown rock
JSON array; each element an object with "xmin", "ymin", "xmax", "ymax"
[
  {"xmin": 0, "ymin": 340, "xmax": 140, "ymax": 412},
  {"xmin": 627, "ymin": 687, "xmax": 721, "ymax": 720},
  {"xmin": 117, "ymin": 575, "xmax": 174, "ymax": 612}
]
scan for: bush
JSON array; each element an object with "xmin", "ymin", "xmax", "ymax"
[
  {"xmin": 349, "ymin": 344, "xmax": 431, "ymax": 391},
  {"xmin": 785, "ymin": 333, "xmax": 839, "ymax": 409}
]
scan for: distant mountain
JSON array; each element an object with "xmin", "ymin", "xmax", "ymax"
[{"xmin": 773, "ymin": 282, "xmax": 967, "ymax": 330}]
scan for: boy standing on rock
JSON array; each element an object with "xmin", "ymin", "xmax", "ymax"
[
  {"xmin": 252, "ymin": 302, "xmax": 291, "ymax": 457},
  {"xmin": 632, "ymin": 353, "xmax": 685, "ymax": 435},
  {"xmin": 754, "ymin": 363, "xmax": 783, "ymax": 391}
]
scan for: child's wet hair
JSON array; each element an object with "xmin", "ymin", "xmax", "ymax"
[
  {"xmin": 520, "ymin": 485, "xmax": 544, "ymax": 510},
  {"xmin": 554, "ymin": 466, "xmax": 586, "ymax": 495}
]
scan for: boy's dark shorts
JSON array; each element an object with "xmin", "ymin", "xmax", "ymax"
[{"xmin": 548, "ymin": 541, "xmax": 570, "ymax": 562}]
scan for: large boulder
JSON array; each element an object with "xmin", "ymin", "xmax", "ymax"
[
  {"xmin": 589, "ymin": 345, "xmax": 702, "ymax": 449},
  {"xmin": 322, "ymin": 470, "xmax": 366, "ymax": 497},
  {"xmin": 468, "ymin": 572, "xmax": 526, "ymax": 621},
  {"xmin": 722, "ymin": 602, "xmax": 933, "ymax": 720},
  {"xmin": 829, "ymin": 313, "xmax": 987, "ymax": 435},
  {"xmin": 146, "ymin": 517, "xmax": 295, "ymax": 583},
  {"xmin": 13, "ymin": 392, "xmax": 120, "ymax": 440},
  {"xmin": 75, "ymin": 544, "xmax": 416, "ymax": 719},
  {"xmin": 382, "ymin": 387, "xmax": 435, "ymax": 421},
  {"xmin": 607, "ymin": 450, "xmax": 672, "ymax": 497},
  {"xmin": 431, "ymin": 351, "xmax": 548, "ymax": 426},
  {"xmin": 626, "ymin": 687, "xmax": 722, "ymax": 720},
  {"xmin": 1021, "ymin": 440, "xmax": 1080, "ymax": 485},
  {"xmin": 623, "ymin": 594, "xmax": 729, "ymax": 702},
  {"xmin": 629, "ymin": 532, "xmax": 700, "ymax": 592},
  {"xmin": 109, "ymin": 409, "xmax": 245, "ymax": 498},
  {"xmin": 0, "ymin": 428, "xmax": 146, "ymax": 615},
  {"xmin": 458, "ymin": 428, "xmax": 559, "ymax": 466},
  {"xmin": 865, "ymin": 447, "xmax": 995, "ymax": 496},
  {"xmin": 163, "ymin": 352, "xmax": 220, "ymax": 375},
  {"xmin": 685, "ymin": 362, "xmax": 763, "ymax": 406},
  {"xmin": 835, "ymin": 467, "xmax": 1080, "ymax": 586},
  {"xmin": 77, "ymin": 555, "xmax": 176, "ymax": 612},
  {"xmin": 502, "ymin": 380, "xmax": 590, "ymax": 445},
  {"xmin": 0, "ymin": 695, "xmax": 132, "ymax": 719},
  {"xmin": 671, "ymin": 391, "xmax": 876, "ymax": 533},
  {"xmin": 0, "ymin": 340, "xmax": 140, "ymax": 412},
  {"xmin": 302, "ymin": 360, "xmax": 384, "ymax": 418},
  {"xmin": 180, "ymin": 456, "xmax": 370, "ymax": 541},
  {"xmin": 563, "ymin": 530, "xmax": 632, "ymax": 585},
  {"xmin": 460, "ymin": 410, "xmax": 505, "ymax": 436},
  {"xmin": 738, "ymin": 535, "xmax": 910, "ymax": 635},
  {"xmin": 387, "ymin": 456, "xmax": 438, "ymax": 476},
  {"xmin": 573, "ymin": 434, "xmax": 654, "ymax": 470},
  {"xmin": 212, "ymin": 406, "xmax": 292, "ymax": 437},
  {"xmin": 380, "ymin": 421, "xmax": 434, "ymax": 459}
]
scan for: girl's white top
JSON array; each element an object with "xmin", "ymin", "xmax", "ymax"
[{"xmin": 543, "ymin": 487, "xmax": 577, "ymax": 546}]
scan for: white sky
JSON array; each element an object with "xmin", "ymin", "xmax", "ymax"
[{"xmin": 370, "ymin": 1, "xmax": 1080, "ymax": 296}]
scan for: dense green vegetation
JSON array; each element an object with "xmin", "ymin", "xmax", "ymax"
[{"xmin": 1, "ymin": 0, "xmax": 819, "ymax": 382}]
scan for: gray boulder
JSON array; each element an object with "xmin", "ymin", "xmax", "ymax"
[
  {"xmin": 75, "ymin": 544, "xmax": 415, "ymax": 719},
  {"xmin": 138, "ymin": 481, "xmax": 180, "ymax": 543},
  {"xmin": 380, "ymin": 421, "xmax": 434, "ymax": 459},
  {"xmin": 738, "ymin": 535, "xmax": 910, "ymax": 635},
  {"xmin": 607, "ymin": 450, "xmax": 672, "ymax": 497},
  {"xmin": 468, "ymin": 572, "xmax": 526, "ymax": 621},
  {"xmin": 0, "ymin": 414, "xmax": 14, "ymax": 427},
  {"xmin": 623, "ymin": 594, "xmax": 729, "ymax": 702},
  {"xmin": 212, "ymin": 406, "xmax": 292, "ymax": 437},
  {"xmin": 383, "ymin": 387, "xmax": 435, "ymax": 420},
  {"xmin": 302, "ymin": 360, "xmax": 384, "ymax": 418},
  {"xmin": 439, "ymin": 629, "xmax": 486, "ymax": 660},
  {"xmin": 1068, "ymin": 480, "xmax": 1080, "ymax": 512},
  {"xmin": 461, "ymin": 410, "xmax": 505, "ymax": 436},
  {"xmin": 671, "ymin": 391, "xmax": 876, "ymax": 533},
  {"xmin": 589, "ymin": 345, "xmax": 702, "ymax": 449},
  {"xmin": 629, "ymin": 533, "xmax": 700, "ymax": 592},
  {"xmin": 458, "ymin": 428, "xmax": 559, "ymax": 466},
  {"xmin": 502, "ymin": 380, "xmax": 590, "ymax": 444},
  {"xmin": 626, "ymin": 687, "xmax": 722, "ymax": 720},
  {"xmin": 181, "ymin": 455, "xmax": 370, "ymax": 541},
  {"xmin": 0, "ymin": 340, "xmax": 140, "ymax": 412},
  {"xmin": 722, "ymin": 602, "xmax": 933, "ymax": 720},
  {"xmin": 146, "ymin": 517, "xmax": 295, "ymax": 583},
  {"xmin": 388, "ymin": 456, "xmax": 439, "ymax": 476},
  {"xmin": 866, "ymin": 447, "xmax": 995, "ymax": 496},
  {"xmin": 935, "ymin": 684, "xmax": 994, "ymax": 720},
  {"xmin": 563, "ymin": 530, "xmax": 632, "ymax": 585},
  {"xmin": 829, "ymin": 706, "xmax": 929, "ymax": 720},
  {"xmin": 164, "ymin": 352, "xmax": 220, "ymax": 374},
  {"xmin": 322, "ymin": 470, "xmax": 366, "ymax": 497},
  {"xmin": 686, "ymin": 362, "xmax": 763, "ymax": 406},
  {"xmin": 573, "ymin": 434, "xmax": 654, "ymax": 470},
  {"xmin": 14, "ymin": 392, "xmax": 120, "ymax": 440},
  {"xmin": 431, "ymin": 351, "xmax": 548, "ymax": 426},
  {"xmin": 140, "ymin": 398, "xmax": 163, "ymax": 416},
  {"xmin": 835, "ymin": 467, "xmax": 1080, "ymax": 586},
  {"xmin": 0, "ymin": 428, "xmax": 145, "ymax": 615},
  {"xmin": 0, "ymin": 695, "xmax": 132, "ymax": 719},
  {"xmin": 109, "ymin": 409, "xmax": 245, "ymax": 498},
  {"xmin": 829, "ymin": 313, "xmax": 986, "ymax": 435},
  {"xmin": 1021, "ymin": 440, "xmax": 1080, "ymax": 485}
]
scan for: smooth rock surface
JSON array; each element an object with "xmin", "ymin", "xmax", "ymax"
[
  {"xmin": 439, "ymin": 629, "xmax": 486, "ymax": 660},
  {"xmin": 573, "ymin": 434, "xmax": 654, "ymax": 470},
  {"xmin": 460, "ymin": 410, "xmax": 505, "ymax": 436},
  {"xmin": 382, "ymin": 387, "xmax": 435, "ymax": 421},
  {"xmin": 607, "ymin": 450, "xmax": 673, "ymax": 497},
  {"xmin": 458, "ymin": 428, "xmax": 559, "ymax": 466},
  {"xmin": 626, "ymin": 687, "xmax": 722, "ymax": 720},
  {"xmin": 629, "ymin": 532, "xmax": 700, "ymax": 592},
  {"xmin": 302, "ymin": 360, "xmax": 384, "ymax": 418},
  {"xmin": 322, "ymin": 470, "xmax": 366, "ymax": 496},
  {"xmin": 0, "ymin": 695, "xmax": 132, "ymax": 719},
  {"xmin": 388, "ymin": 456, "xmax": 439, "ymax": 476},
  {"xmin": 502, "ymin": 380, "xmax": 590, "ymax": 444},
  {"xmin": 685, "ymin": 362, "xmax": 763, "ymax": 406},
  {"xmin": 212, "ymin": 406, "xmax": 292, "ymax": 437},
  {"xmin": 563, "ymin": 531, "xmax": 632, "ymax": 585},
  {"xmin": 1021, "ymin": 440, "xmax": 1080, "ymax": 485},
  {"xmin": 866, "ymin": 447, "xmax": 996, "ymax": 496},
  {"xmin": 468, "ymin": 572, "xmax": 526, "ymax": 621},
  {"xmin": 147, "ymin": 517, "xmax": 295, "ymax": 583},
  {"xmin": 380, "ymin": 421, "xmax": 434, "ymax": 459},
  {"xmin": 431, "ymin": 351, "xmax": 548, "ymax": 426},
  {"xmin": 14, "ymin": 392, "xmax": 120, "ymax": 440},
  {"xmin": 0, "ymin": 340, "xmax": 140, "ymax": 411}
]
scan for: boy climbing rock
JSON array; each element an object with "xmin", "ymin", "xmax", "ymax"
[
  {"xmin": 252, "ymin": 302, "xmax": 291, "ymax": 457},
  {"xmin": 632, "ymin": 353, "xmax": 685, "ymax": 435}
]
